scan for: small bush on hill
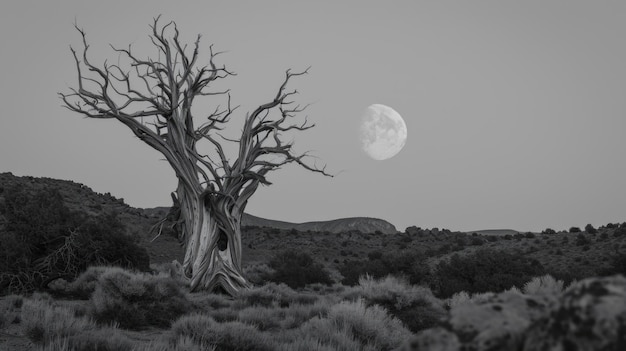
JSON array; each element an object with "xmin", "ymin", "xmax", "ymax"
[
  {"xmin": 470, "ymin": 237, "xmax": 484, "ymax": 246},
  {"xmin": 585, "ymin": 224, "xmax": 597, "ymax": 234},
  {"xmin": 264, "ymin": 250, "xmax": 333, "ymax": 289},
  {"xmin": 432, "ymin": 249, "xmax": 546, "ymax": 298},
  {"xmin": 599, "ymin": 252, "xmax": 626, "ymax": 276},
  {"xmin": 575, "ymin": 233, "xmax": 591, "ymax": 246},
  {"xmin": 339, "ymin": 252, "xmax": 429, "ymax": 286}
]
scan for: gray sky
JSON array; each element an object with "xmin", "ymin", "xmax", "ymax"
[{"xmin": 1, "ymin": 1, "xmax": 625, "ymax": 232}]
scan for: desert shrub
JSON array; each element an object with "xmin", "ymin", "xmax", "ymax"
[
  {"xmin": 0, "ymin": 294, "xmax": 23, "ymax": 327},
  {"xmin": 235, "ymin": 283, "xmax": 318, "ymax": 309},
  {"xmin": 234, "ymin": 306, "xmax": 284, "ymax": 331},
  {"xmin": 21, "ymin": 298, "xmax": 97, "ymax": 344},
  {"xmin": 71, "ymin": 212, "xmax": 151, "ymax": 272},
  {"xmin": 522, "ymin": 275, "xmax": 565, "ymax": 297},
  {"xmin": 368, "ymin": 251, "xmax": 383, "ymax": 261},
  {"xmin": 292, "ymin": 317, "xmax": 368, "ymax": 351},
  {"xmin": 585, "ymin": 223, "xmax": 597, "ymax": 234},
  {"xmin": 133, "ymin": 336, "xmax": 211, "ymax": 351},
  {"xmin": 542, "ymin": 228, "xmax": 556, "ymax": 234},
  {"xmin": 525, "ymin": 232, "xmax": 535, "ymax": 238},
  {"xmin": 599, "ymin": 252, "xmax": 626, "ymax": 276},
  {"xmin": 339, "ymin": 252, "xmax": 429, "ymax": 286},
  {"xmin": 277, "ymin": 337, "xmax": 337, "ymax": 351},
  {"xmin": 243, "ymin": 263, "xmax": 274, "ymax": 285},
  {"xmin": 569, "ymin": 227, "xmax": 581, "ymax": 233},
  {"xmin": 432, "ymin": 249, "xmax": 546, "ymax": 298},
  {"xmin": 43, "ymin": 328, "xmax": 134, "ymax": 351},
  {"xmin": 235, "ymin": 298, "xmax": 334, "ymax": 331},
  {"xmin": 91, "ymin": 268, "xmax": 192, "ymax": 329},
  {"xmin": 265, "ymin": 250, "xmax": 333, "ymax": 289},
  {"xmin": 447, "ymin": 291, "xmax": 471, "ymax": 309},
  {"xmin": 575, "ymin": 233, "xmax": 591, "ymax": 246},
  {"xmin": 0, "ymin": 185, "xmax": 149, "ymax": 294},
  {"xmin": 470, "ymin": 237, "xmax": 484, "ymax": 246},
  {"xmin": 171, "ymin": 314, "xmax": 276, "ymax": 351},
  {"xmin": 343, "ymin": 275, "xmax": 446, "ymax": 332},
  {"xmin": 324, "ymin": 299, "xmax": 412, "ymax": 350},
  {"xmin": 64, "ymin": 266, "xmax": 110, "ymax": 299},
  {"xmin": 190, "ymin": 292, "xmax": 232, "ymax": 311}
]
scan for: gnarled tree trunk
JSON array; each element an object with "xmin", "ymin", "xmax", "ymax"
[{"xmin": 179, "ymin": 189, "xmax": 249, "ymax": 294}]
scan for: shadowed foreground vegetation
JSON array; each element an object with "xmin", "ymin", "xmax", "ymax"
[{"xmin": 3, "ymin": 265, "xmax": 626, "ymax": 351}]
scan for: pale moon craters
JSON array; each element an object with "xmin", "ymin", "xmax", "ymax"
[{"xmin": 359, "ymin": 104, "xmax": 407, "ymax": 160}]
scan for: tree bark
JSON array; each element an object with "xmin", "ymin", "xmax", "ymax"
[{"xmin": 177, "ymin": 184, "xmax": 249, "ymax": 294}]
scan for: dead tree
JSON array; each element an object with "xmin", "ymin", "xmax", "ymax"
[{"xmin": 60, "ymin": 17, "xmax": 330, "ymax": 295}]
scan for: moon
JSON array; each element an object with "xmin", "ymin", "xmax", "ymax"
[{"xmin": 359, "ymin": 104, "xmax": 407, "ymax": 160}]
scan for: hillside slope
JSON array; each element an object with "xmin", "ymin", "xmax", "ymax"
[{"xmin": 1, "ymin": 172, "xmax": 624, "ymax": 279}]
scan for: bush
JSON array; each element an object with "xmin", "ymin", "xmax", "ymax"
[
  {"xmin": 599, "ymin": 253, "xmax": 626, "ymax": 276},
  {"xmin": 470, "ymin": 237, "xmax": 484, "ymax": 246},
  {"xmin": 368, "ymin": 251, "xmax": 383, "ymax": 261},
  {"xmin": 575, "ymin": 233, "xmax": 591, "ymax": 246},
  {"xmin": 344, "ymin": 275, "xmax": 446, "ymax": 332},
  {"xmin": 0, "ymin": 185, "xmax": 150, "ymax": 294},
  {"xmin": 64, "ymin": 266, "xmax": 110, "ymax": 299},
  {"xmin": 171, "ymin": 314, "xmax": 275, "ymax": 351},
  {"xmin": 44, "ymin": 328, "xmax": 134, "ymax": 351},
  {"xmin": 585, "ymin": 224, "xmax": 597, "ymax": 234},
  {"xmin": 0, "ymin": 294, "xmax": 23, "ymax": 328},
  {"xmin": 522, "ymin": 275, "xmax": 565, "ymax": 297},
  {"xmin": 339, "ymin": 252, "xmax": 429, "ymax": 286},
  {"xmin": 542, "ymin": 228, "xmax": 556, "ymax": 235},
  {"xmin": 569, "ymin": 227, "xmax": 581, "ymax": 233},
  {"xmin": 324, "ymin": 299, "xmax": 412, "ymax": 350},
  {"xmin": 432, "ymin": 249, "xmax": 546, "ymax": 298},
  {"xmin": 21, "ymin": 298, "xmax": 97, "ymax": 344},
  {"xmin": 265, "ymin": 250, "xmax": 333, "ymax": 289},
  {"xmin": 235, "ymin": 283, "xmax": 317, "ymax": 309},
  {"xmin": 91, "ymin": 268, "xmax": 192, "ymax": 329}
]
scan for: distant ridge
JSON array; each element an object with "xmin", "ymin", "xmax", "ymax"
[
  {"xmin": 242, "ymin": 213, "xmax": 398, "ymax": 234},
  {"xmin": 466, "ymin": 229, "xmax": 520, "ymax": 236}
]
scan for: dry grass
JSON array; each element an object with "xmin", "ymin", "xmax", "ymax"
[{"xmin": 21, "ymin": 298, "xmax": 97, "ymax": 344}]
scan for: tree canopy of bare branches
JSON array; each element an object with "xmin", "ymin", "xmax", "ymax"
[{"xmin": 60, "ymin": 17, "xmax": 331, "ymax": 294}]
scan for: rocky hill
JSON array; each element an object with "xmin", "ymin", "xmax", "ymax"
[{"xmin": 241, "ymin": 213, "xmax": 398, "ymax": 234}]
